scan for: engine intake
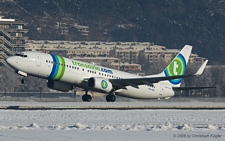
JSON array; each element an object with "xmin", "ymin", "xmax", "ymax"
[{"xmin": 47, "ymin": 81, "xmax": 73, "ymax": 92}]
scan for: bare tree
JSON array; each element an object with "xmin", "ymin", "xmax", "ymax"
[
  {"xmin": 0, "ymin": 66, "xmax": 19, "ymax": 94},
  {"xmin": 26, "ymin": 76, "xmax": 49, "ymax": 92},
  {"xmin": 0, "ymin": 66, "xmax": 49, "ymax": 94},
  {"xmin": 145, "ymin": 58, "xmax": 168, "ymax": 75}
]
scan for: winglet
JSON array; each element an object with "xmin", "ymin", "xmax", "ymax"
[{"xmin": 195, "ymin": 60, "xmax": 208, "ymax": 76}]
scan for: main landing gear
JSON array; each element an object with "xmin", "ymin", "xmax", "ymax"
[
  {"xmin": 81, "ymin": 90, "xmax": 116, "ymax": 102},
  {"xmin": 106, "ymin": 95, "xmax": 116, "ymax": 102},
  {"xmin": 82, "ymin": 90, "xmax": 92, "ymax": 102}
]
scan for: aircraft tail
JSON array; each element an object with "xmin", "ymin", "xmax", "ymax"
[{"xmin": 149, "ymin": 45, "xmax": 192, "ymax": 86}]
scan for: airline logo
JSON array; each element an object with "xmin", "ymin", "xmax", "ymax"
[
  {"xmin": 164, "ymin": 54, "xmax": 186, "ymax": 85},
  {"xmin": 101, "ymin": 80, "xmax": 108, "ymax": 89},
  {"xmin": 48, "ymin": 54, "xmax": 66, "ymax": 80},
  {"xmin": 72, "ymin": 60, "xmax": 113, "ymax": 74}
]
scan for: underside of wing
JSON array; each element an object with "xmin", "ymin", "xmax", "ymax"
[
  {"xmin": 109, "ymin": 60, "xmax": 208, "ymax": 90},
  {"xmin": 109, "ymin": 74, "xmax": 196, "ymax": 90}
]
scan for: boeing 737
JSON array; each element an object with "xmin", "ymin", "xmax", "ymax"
[{"xmin": 6, "ymin": 45, "xmax": 214, "ymax": 102}]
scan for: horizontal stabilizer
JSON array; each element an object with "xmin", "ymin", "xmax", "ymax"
[{"xmin": 173, "ymin": 86, "xmax": 216, "ymax": 91}]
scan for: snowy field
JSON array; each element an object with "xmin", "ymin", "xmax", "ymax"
[{"xmin": 0, "ymin": 101, "xmax": 224, "ymax": 141}]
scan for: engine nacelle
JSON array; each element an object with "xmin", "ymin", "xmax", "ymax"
[
  {"xmin": 47, "ymin": 81, "xmax": 73, "ymax": 92},
  {"xmin": 87, "ymin": 77, "xmax": 113, "ymax": 93}
]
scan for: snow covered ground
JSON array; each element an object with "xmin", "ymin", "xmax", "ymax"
[{"xmin": 0, "ymin": 101, "xmax": 224, "ymax": 141}]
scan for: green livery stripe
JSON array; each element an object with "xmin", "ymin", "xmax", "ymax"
[
  {"xmin": 55, "ymin": 56, "xmax": 65, "ymax": 80},
  {"xmin": 48, "ymin": 54, "xmax": 66, "ymax": 81},
  {"xmin": 57, "ymin": 56, "xmax": 66, "ymax": 80}
]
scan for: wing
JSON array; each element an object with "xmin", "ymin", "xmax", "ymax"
[{"xmin": 109, "ymin": 60, "xmax": 208, "ymax": 90}]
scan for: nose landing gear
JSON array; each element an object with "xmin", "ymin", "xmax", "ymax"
[{"xmin": 21, "ymin": 77, "xmax": 27, "ymax": 84}]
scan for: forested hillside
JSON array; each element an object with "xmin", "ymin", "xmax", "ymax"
[{"xmin": 1, "ymin": 0, "xmax": 225, "ymax": 63}]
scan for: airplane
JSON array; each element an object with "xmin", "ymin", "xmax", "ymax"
[{"xmin": 5, "ymin": 45, "xmax": 215, "ymax": 102}]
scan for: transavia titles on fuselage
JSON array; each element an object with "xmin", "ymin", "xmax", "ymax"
[{"xmin": 6, "ymin": 45, "xmax": 215, "ymax": 102}]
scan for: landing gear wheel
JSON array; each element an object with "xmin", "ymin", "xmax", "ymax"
[
  {"xmin": 21, "ymin": 78, "xmax": 27, "ymax": 84},
  {"xmin": 106, "ymin": 95, "xmax": 116, "ymax": 102},
  {"xmin": 111, "ymin": 95, "xmax": 116, "ymax": 102},
  {"xmin": 82, "ymin": 94, "xmax": 92, "ymax": 102}
]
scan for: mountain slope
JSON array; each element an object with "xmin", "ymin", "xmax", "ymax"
[{"xmin": 1, "ymin": 0, "xmax": 225, "ymax": 63}]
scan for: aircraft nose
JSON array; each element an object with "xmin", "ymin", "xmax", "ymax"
[{"xmin": 6, "ymin": 57, "xmax": 15, "ymax": 66}]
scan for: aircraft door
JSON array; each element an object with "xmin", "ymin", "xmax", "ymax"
[
  {"xmin": 159, "ymin": 84, "xmax": 164, "ymax": 97},
  {"xmin": 35, "ymin": 53, "xmax": 41, "ymax": 66}
]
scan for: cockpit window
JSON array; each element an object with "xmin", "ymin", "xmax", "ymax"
[
  {"xmin": 15, "ymin": 53, "xmax": 21, "ymax": 56},
  {"xmin": 15, "ymin": 53, "xmax": 28, "ymax": 58}
]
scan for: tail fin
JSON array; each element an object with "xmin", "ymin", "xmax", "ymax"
[{"xmin": 155, "ymin": 45, "xmax": 192, "ymax": 86}]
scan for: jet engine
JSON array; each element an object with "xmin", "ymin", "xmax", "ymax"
[
  {"xmin": 47, "ymin": 80, "xmax": 73, "ymax": 92},
  {"xmin": 87, "ymin": 77, "xmax": 113, "ymax": 93}
]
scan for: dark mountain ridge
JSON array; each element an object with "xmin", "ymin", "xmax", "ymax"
[{"xmin": 1, "ymin": 0, "xmax": 225, "ymax": 63}]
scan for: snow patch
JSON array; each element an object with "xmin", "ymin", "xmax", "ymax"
[
  {"xmin": 1, "ymin": 122, "xmax": 224, "ymax": 131},
  {"xmin": 161, "ymin": 122, "xmax": 173, "ymax": 130},
  {"xmin": 29, "ymin": 123, "xmax": 40, "ymax": 129},
  {"xmin": 207, "ymin": 124, "xmax": 218, "ymax": 130},
  {"xmin": 0, "ymin": 126, "xmax": 6, "ymax": 130},
  {"xmin": 180, "ymin": 124, "xmax": 191, "ymax": 130},
  {"xmin": 74, "ymin": 122, "xmax": 86, "ymax": 129},
  {"xmin": 101, "ymin": 125, "xmax": 114, "ymax": 130}
]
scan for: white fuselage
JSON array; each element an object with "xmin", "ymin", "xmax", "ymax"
[{"xmin": 6, "ymin": 52, "xmax": 175, "ymax": 99}]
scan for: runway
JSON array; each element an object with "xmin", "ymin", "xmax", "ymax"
[{"xmin": 0, "ymin": 99, "xmax": 225, "ymax": 110}]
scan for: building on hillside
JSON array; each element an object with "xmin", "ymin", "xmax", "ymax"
[
  {"xmin": 141, "ymin": 48, "xmax": 206, "ymax": 65},
  {"xmin": 74, "ymin": 24, "xmax": 89, "ymax": 36},
  {"xmin": 25, "ymin": 40, "xmax": 206, "ymax": 67},
  {"xmin": 111, "ymin": 63, "xmax": 142, "ymax": 71},
  {"xmin": 67, "ymin": 49, "xmax": 111, "ymax": 58},
  {"xmin": 0, "ymin": 16, "xmax": 28, "ymax": 66},
  {"xmin": 72, "ymin": 56, "xmax": 120, "ymax": 64},
  {"xmin": 47, "ymin": 49, "xmax": 68, "ymax": 57},
  {"xmin": 142, "ymin": 49, "xmax": 179, "ymax": 64}
]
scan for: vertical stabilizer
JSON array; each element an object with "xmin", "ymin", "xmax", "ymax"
[{"xmin": 147, "ymin": 45, "xmax": 192, "ymax": 86}]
